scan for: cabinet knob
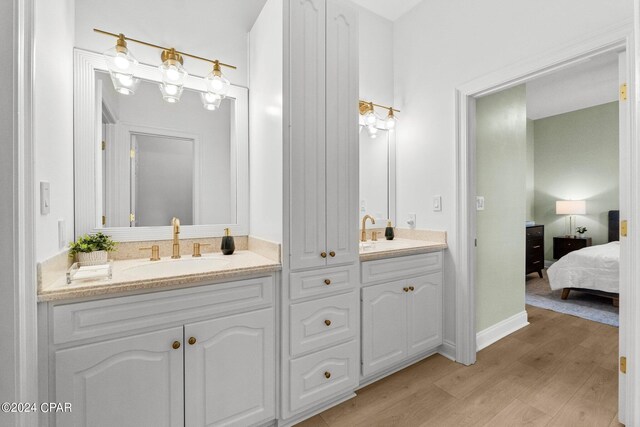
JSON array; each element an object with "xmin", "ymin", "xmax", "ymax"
[
  {"xmin": 403, "ymin": 287, "xmax": 409, "ymax": 292},
  {"xmin": 324, "ymin": 319, "xmax": 332, "ymax": 326},
  {"xmin": 188, "ymin": 337, "xmax": 197, "ymax": 345},
  {"xmin": 324, "ymin": 371, "xmax": 331, "ymax": 379},
  {"xmin": 329, "ymin": 251, "xmax": 336, "ymax": 257},
  {"xmin": 320, "ymin": 252, "xmax": 327, "ymax": 258},
  {"xmin": 172, "ymin": 341, "xmax": 181, "ymax": 350},
  {"xmin": 324, "ymin": 279, "xmax": 331, "ymax": 285},
  {"xmin": 409, "ymin": 286, "xmax": 415, "ymax": 291}
]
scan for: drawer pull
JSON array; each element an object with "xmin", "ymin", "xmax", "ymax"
[
  {"xmin": 324, "ymin": 279, "xmax": 331, "ymax": 285},
  {"xmin": 533, "ymin": 261, "xmax": 541, "ymax": 264},
  {"xmin": 533, "ymin": 245, "xmax": 541, "ymax": 249},
  {"xmin": 409, "ymin": 286, "xmax": 415, "ymax": 291},
  {"xmin": 320, "ymin": 252, "xmax": 327, "ymax": 258},
  {"xmin": 329, "ymin": 251, "xmax": 336, "ymax": 257},
  {"xmin": 172, "ymin": 341, "xmax": 181, "ymax": 350},
  {"xmin": 403, "ymin": 287, "xmax": 409, "ymax": 292},
  {"xmin": 324, "ymin": 371, "xmax": 331, "ymax": 379},
  {"xmin": 324, "ymin": 319, "xmax": 331, "ymax": 326},
  {"xmin": 188, "ymin": 337, "xmax": 197, "ymax": 345}
]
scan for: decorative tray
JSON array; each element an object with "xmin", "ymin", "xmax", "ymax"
[{"xmin": 66, "ymin": 261, "xmax": 113, "ymax": 285}]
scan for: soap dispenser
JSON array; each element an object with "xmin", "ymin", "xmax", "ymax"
[
  {"xmin": 385, "ymin": 220, "xmax": 395, "ymax": 241},
  {"xmin": 221, "ymin": 228, "xmax": 235, "ymax": 255}
]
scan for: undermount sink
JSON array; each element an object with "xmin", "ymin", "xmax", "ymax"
[{"xmin": 122, "ymin": 257, "xmax": 231, "ymax": 277}]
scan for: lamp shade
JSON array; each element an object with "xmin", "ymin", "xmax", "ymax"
[{"xmin": 556, "ymin": 200, "xmax": 586, "ymax": 215}]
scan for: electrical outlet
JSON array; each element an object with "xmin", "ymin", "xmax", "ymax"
[
  {"xmin": 407, "ymin": 213, "xmax": 416, "ymax": 228},
  {"xmin": 433, "ymin": 196, "xmax": 442, "ymax": 212},
  {"xmin": 476, "ymin": 196, "xmax": 485, "ymax": 211}
]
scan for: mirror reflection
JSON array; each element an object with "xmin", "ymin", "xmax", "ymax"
[
  {"xmin": 359, "ymin": 127, "xmax": 391, "ymax": 223},
  {"xmin": 98, "ymin": 71, "xmax": 235, "ymax": 227}
]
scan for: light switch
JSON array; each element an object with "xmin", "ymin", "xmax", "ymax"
[
  {"xmin": 476, "ymin": 196, "xmax": 485, "ymax": 211},
  {"xmin": 407, "ymin": 213, "xmax": 416, "ymax": 228},
  {"xmin": 433, "ymin": 196, "xmax": 442, "ymax": 212},
  {"xmin": 40, "ymin": 182, "xmax": 50, "ymax": 215}
]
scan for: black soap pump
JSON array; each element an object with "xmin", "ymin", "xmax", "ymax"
[
  {"xmin": 385, "ymin": 220, "xmax": 395, "ymax": 240},
  {"xmin": 221, "ymin": 228, "xmax": 235, "ymax": 255}
]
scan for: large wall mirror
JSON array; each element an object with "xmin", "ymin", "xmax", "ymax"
[
  {"xmin": 75, "ymin": 50, "xmax": 248, "ymax": 241},
  {"xmin": 359, "ymin": 125, "xmax": 396, "ymax": 225}
]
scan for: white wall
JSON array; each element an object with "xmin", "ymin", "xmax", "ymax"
[
  {"xmin": 249, "ymin": 0, "xmax": 283, "ymax": 243},
  {"xmin": 34, "ymin": 0, "xmax": 75, "ymax": 262},
  {"xmin": 393, "ymin": 0, "xmax": 632, "ymax": 341},
  {"xmin": 0, "ymin": 0, "xmax": 17, "ymax": 413}
]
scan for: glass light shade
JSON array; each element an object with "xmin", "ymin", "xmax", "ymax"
[
  {"xmin": 205, "ymin": 71, "xmax": 230, "ymax": 97},
  {"xmin": 201, "ymin": 91, "xmax": 222, "ymax": 111},
  {"xmin": 364, "ymin": 111, "xmax": 377, "ymax": 126},
  {"xmin": 159, "ymin": 83, "xmax": 183, "ymax": 103},
  {"xmin": 103, "ymin": 45, "xmax": 139, "ymax": 95},
  {"xmin": 556, "ymin": 200, "xmax": 586, "ymax": 215},
  {"xmin": 367, "ymin": 125, "xmax": 378, "ymax": 139},
  {"xmin": 385, "ymin": 114, "xmax": 397, "ymax": 130}
]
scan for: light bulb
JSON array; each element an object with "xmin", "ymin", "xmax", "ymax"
[
  {"xmin": 364, "ymin": 111, "xmax": 377, "ymax": 126},
  {"xmin": 386, "ymin": 116, "xmax": 397, "ymax": 130},
  {"xmin": 205, "ymin": 62, "xmax": 231, "ymax": 96},
  {"xmin": 367, "ymin": 125, "xmax": 378, "ymax": 138},
  {"xmin": 200, "ymin": 91, "xmax": 222, "ymax": 111},
  {"xmin": 165, "ymin": 66, "xmax": 180, "ymax": 82},
  {"xmin": 164, "ymin": 84, "xmax": 178, "ymax": 95},
  {"xmin": 114, "ymin": 53, "xmax": 131, "ymax": 70}
]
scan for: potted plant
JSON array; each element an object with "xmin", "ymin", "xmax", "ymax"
[
  {"xmin": 576, "ymin": 226, "xmax": 588, "ymax": 237},
  {"xmin": 69, "ymin": 232, "xmax": 116, "ymax": 266}
]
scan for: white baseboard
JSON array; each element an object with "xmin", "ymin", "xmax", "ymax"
[
  {"xmin": 476, "ymin": 310, "xmax": 529, "ymax": 351},
  {"xmin": 438, "ymin": 339, "xmax": 456, "ymax": 361}
]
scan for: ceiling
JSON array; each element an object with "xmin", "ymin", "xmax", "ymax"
[
  {"xmin": 349, "ymin": 0, "xmax": 424, "ymax": 21},
  {"xmin": 526, "ymin": 52, "xmax": 619, "ymax": 120}
]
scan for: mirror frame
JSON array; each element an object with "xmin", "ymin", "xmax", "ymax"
[{"xmin": 74, "ymin": 48, "xmax": 249, "ymax": 241}]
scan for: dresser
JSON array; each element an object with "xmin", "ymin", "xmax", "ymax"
[
  {"xmin": 526, "ymin": 225, "xmax": 544, "ymax": 277},
  {"xmin": 553, "ymin": 236, "xmax": 592, "ymax": 260}
]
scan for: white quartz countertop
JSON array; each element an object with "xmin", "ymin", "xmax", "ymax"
[
  {"xmin": 359, "ymin": 238, "xmax": 447, "ymax": 261},
  {"xmin": 38, "ymin": 250, "xmax": 281, "ymax": 302}
]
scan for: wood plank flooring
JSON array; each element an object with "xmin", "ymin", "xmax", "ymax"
[{"xmin": 297, "ymin": 305, "xmax": 621, "ymax": 427}]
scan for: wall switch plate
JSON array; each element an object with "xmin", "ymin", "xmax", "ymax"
[
  {"xmin": 58, "ymin": 220, "xmax": 65, "ymax": 249},
  {"xmin": 476, "ymin": 196, "xmax": 485, "ymax": 211},
  {"xmin": 433, "ymin": 196, "xmax": 442, "ymax": 212},
  {"xmin": 407, "ymin": 213, "xmax": 416, "ymax": 228},
  {"xmin": 360, "ymin": 200, "xmax": 366, "ymax": 214},
  {"xmin": 40, "ymin": 181, "xmax": 50, "ymax": 215}
]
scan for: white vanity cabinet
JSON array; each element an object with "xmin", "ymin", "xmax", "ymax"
[
  {"xmin": 361, "ymin": 253, "xmax": 443, "ymax": 378},
  {"xmin": 42, "ymin": 276, "xmax": 276, "ymax": 427},
  {"xmin": 289, "ymin": 0, "xmax": 359, "ymax": 271}
]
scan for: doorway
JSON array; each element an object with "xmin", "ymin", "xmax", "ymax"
[{"xmin": 455, "ymin": 28, "xmax": 635, "ymax": 424}]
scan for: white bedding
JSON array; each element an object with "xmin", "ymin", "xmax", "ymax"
[{"xmin": 547, "ymin": 241, "xmax": 620, "ymax": 294}]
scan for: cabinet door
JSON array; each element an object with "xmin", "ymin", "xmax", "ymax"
[
  {"xmin": 325, "ymin": 0, "xmax": 359, "ymax": 267},
  {"xmin": 55, "ymin": 327, "xmax": 184, "ymax": 427},
  {"xmin": 289, "ymin": 0, "xmax": 327, "ymax": 271},
  {"xmin": 184, "ymin": 309, "xmax": 275, "ymax": 427},
  {"xmin": 361, "ymin": 281, "xmax": 408, "ymax": 377},
  {"xmin": 407, "ymin": 272, "xmax": 443, "ymax": 356}
]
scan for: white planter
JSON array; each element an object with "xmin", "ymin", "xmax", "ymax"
[{"xmin": 77, "ymin": 250, "xmax": 108, "ymax": 266}]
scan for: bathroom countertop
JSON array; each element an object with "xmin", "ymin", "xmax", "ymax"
[
  {"xmin": 359, "ymin": 238, "xmax": 447, "ymax": 261},
  {"xmin": 38, "ymin": 250, "xmax": 281, "ymax": 303}
]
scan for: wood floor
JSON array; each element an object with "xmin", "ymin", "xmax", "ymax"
[{"xmin": 297, "ymin": 305, "xmax": 621, "ymax": 427}]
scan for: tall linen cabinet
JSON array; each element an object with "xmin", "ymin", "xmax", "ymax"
[{"xmin": 282, "ymin": 0, "xmax": 359, "ymax": 421}]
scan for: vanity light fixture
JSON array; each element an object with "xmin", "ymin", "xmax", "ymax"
[
  {"xmin": 159, "ymin": 48, "xmax": 188, "ymax": 103},
  {"xmin": 359, "ymin": 100, "xmax": 400, "ymax": 131},
  {"xmin": 94, "ymin": 28, "xmax": 237, "ymax": 107},
  {"xmin": 102, "ymin": 34, "xmax": 140, "ymax": 95}
]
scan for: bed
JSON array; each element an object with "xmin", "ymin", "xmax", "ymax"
[{"xmin": 547, "ymin": 210, "xmax": 620, "ymax": 306}]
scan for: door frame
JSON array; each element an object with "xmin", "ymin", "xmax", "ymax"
[{"xmin": 454, "ymin": 23, "xmax": 637, "ymax": 424}]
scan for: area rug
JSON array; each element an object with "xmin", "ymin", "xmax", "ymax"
[{"xmin": 525, "ymin": 270, "xmax": 619, "ymax": 327}]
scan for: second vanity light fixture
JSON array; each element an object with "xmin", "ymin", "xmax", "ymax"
[
  {"xmin": 359, "ymin": 100, "xmax": 400, "ymax": 138},
  {"xmin": 95, "ymin": 29, "xmax": 236, "ymax": 110}
]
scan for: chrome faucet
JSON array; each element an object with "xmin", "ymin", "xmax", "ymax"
[
  {"xmin": 171, "ymin": 217, "xmax": 181, "ymax": 259},
  {"xmin": 361, "ymin": 214, "xmax": 376, "ymax": 242}
]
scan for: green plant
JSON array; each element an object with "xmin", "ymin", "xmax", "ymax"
[
  {"xmin": 576, "ymin": 226, "xmax": 587, "ymax": 235},
  {"xmin": 69, "ymin": 233, "xmax": 117, "ymax": 257}
]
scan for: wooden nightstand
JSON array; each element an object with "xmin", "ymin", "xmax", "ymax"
[{"xmin": 553, "ymin": 236, "xmax": 592, "ymax": 260}]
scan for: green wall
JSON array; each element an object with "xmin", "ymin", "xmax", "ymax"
[
  {"xmin": 526, "ymin": 119, "xmax": 535, "ymax": 221},
  {"xmin": 475, "ymin": 85, "xmax": 527, "ymax": 333},
  {"xmin": 533, "ymin": 102, "xmax": 619, "ymax": 261}
]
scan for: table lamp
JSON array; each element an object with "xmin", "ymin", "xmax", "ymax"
[{"xmin": 556, "ymin": 200, "xmax": 586, "ymax": 237}]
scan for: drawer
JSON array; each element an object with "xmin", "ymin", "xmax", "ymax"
[
  {"xmin": 290, "ymin": 292, "xmax": 358, "ymax": 356},
  {"xmin": 527, "ymin": 237, "xmax": 543, "ymax": 249},
  {"xmin": 526, "ymin": 226, "xmax": 544, "ymax": 238},
  {"xmin": 361, "ymin": 252, "xmax": 442, "ymax": 285},
  {"xmin": 289, "ymin": 340, "xmax": 358, "ymax": 413},
  {"xmin": 53, "ymin": 276, "xmax": 274, "ymax": 344},
  {"xmin": 290, "ymin": 265, "xmax": 357, "ymax": 301}
]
